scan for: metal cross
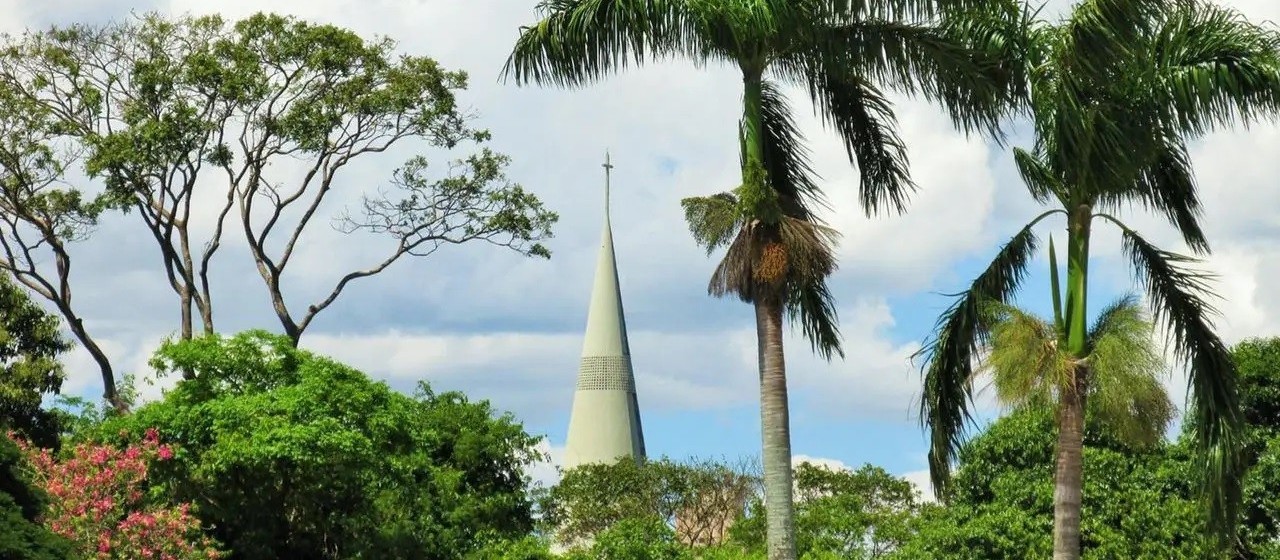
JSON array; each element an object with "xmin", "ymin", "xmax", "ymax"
[{"xmin": 602, "ymin": 150, "xmax": 614, "ymax": 210}]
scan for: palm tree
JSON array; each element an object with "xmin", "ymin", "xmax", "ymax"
[
  {"xmin": 505, "ymin": 1, "xmax": 1025, "ymax": 558},
  {"xmin": 916, "ymin": 0, "xmax": 1280, "ymax": 557},
  {"xmin": 979, "ymin": 295, "xmax": 1176, "ymax": 451}
]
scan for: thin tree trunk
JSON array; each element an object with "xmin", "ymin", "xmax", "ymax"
[
  {"xmin": 68, "ymin": 317, "xmax": 126, "ymax": 413},
  {"xmin": 756, "ymin": 297, "xmax": 796, "ymax": 560},
  {"xmin": 177, "ymin": 289, "xmax": 198, "ymax": 379},
  {"xmin": 199, "ymin": 303, "xmax": 214, "ymax": 335},
  {"xmin": 284, "ymin": 320, "xmax": 302, "ymax": 348},
  {"xmin": 179, "ymin": 289, "xmax": 193, "ymax": 342},
  {"xmin": 1054, "ymin": 366, "xmax": 1088, "ymax": 560}
]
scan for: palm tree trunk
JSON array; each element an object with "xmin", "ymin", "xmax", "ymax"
[
  {"xmin": 756, "ymin": 296, "xmax": 796, "ymax": 560},
  {"xmin": 1055, "ymin": 204, "xmax": 1093, "ymax": 560},
  {"xmin": 1053, "ymin": 366, "xmax": 1088, "ymax": 560}
]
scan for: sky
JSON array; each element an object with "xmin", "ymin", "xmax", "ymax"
[{"xmin": 3, "ymin": 0, "xmax": 1280, "ymax": 499}]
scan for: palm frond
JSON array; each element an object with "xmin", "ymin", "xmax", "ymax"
[
  {"xmin": 1101, "ymin": 214, "xmax": 1243, "ymax": 547},
  {"xmin": 502, "ymin": 0, "xmax": 701, "ymax": 87},
  {"xmin": 681, "ymin": 192, "xmax": 743, "ymax": 255},
  {"xmin": 1012, "ymin": 147, "xmax": 1062, "ymax": 206},
  {"xmin": 826, "ymin": 0, "xmax": 1004, "ymax": 22},
  {"xmin": 787, "ymin": 278, "xmax": 843, "ymax": 361},
  {"xmin": 1048, "ymin": 235, "xmax": 1064, "ymax": 335},
  {"xmin": 757, "ymin": 80, "xmax": 826, "ymax": 216},
  {"xmin": 980, "ymin": 302, "xmax": 1072, "ymax": 407},
  {"xmin": 1085, "ymin": 294, "xmax": 1174, "ymax": 448},
  {"xmin": 1035, "ymin": 0, "xmax": 1173, "ymax": 193},
  {"xmin": 915, "ymin": 208, "xmax": 1062, "ymax": 497},
  {"xmin": 1124, "ymin": 137, "xmax": 1209, "ymax": 254},
  {"xmin": 777, "ymin": 215, "xmax": 839, "ymax": 285},
  {"xmin": 1085, "ymin": 293, "xmax": 1143, "ymax": 351},
  {"xmin": 1057, "ymin": 0, "xmax": 1170, "ymax": 84},
  {"xmin": 788, "ymin": 62, "xmax": 913, "ymax": 216},
  {"xmin": 1147, "ymin": 0, "xmax": 1280, "ymax": 136},
  {"xmin": 708, "ymin": 226, "xmax": 754, "ymax": 302},
  {"xmin": 1091, "ymin": 368, "xmax": 1175, "ymax": 448},
  {"xmin": 822, "ymin": 0, "xmax": 1030, "ymax": 134},
  {"xmin": 930, "ymin": 0, "xmax": 1035, "ymax": 133}
]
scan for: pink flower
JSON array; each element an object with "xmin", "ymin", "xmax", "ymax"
[{"xmin": 6, "ymin": 431, "xmax": 220, "ymax": 560}]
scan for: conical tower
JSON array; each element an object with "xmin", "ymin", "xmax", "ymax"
[{"xmin": 562, "ymin": 152, "xmax": 646, "ymax": 470}]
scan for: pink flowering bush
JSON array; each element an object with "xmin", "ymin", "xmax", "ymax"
[{"xmin": 9, "ymin": 428, "xmax": 222, "ymax": 559}]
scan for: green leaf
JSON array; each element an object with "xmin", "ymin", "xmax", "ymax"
[{"xmin": 1048, "ymin": 235, "xmax": 1063, "ymax": 336}]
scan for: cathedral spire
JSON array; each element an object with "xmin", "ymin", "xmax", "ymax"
[{"xmin": 562, "ymin": 152, "xmax": 646, "ymax": 470}]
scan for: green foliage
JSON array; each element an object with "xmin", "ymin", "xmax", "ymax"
[
  {"xmin": 1241, "ymin": 437, "xmax": 1280, "ymax": 559},
  {"xmin": 731, "ymin": 463, "xmax": 921, "ymax": 558},
  {"xmin": 1232, "ymin": 337, "xmax": 1280, "ymax": 557},
  {"xmin": 1234, "ymin": 338, "xmax": 1280, "ymax": 439},
  {"xmin": 562, "ymin": 517, "xmax": 690, "ymax": 560},
  {"xmin": 464, "ymin": 535, "xmax": 558, "ymax": 560},
  {"xmin": 543, "ymin": 457, "xmax": 756, "ymax": 547},
  {"xmin": 545, "ymin": 456, "xmax": 922, "ymax": 559},
  {"xmin": 0, "ymin": 436, "xmax": 75, "ymax": 559},
  {"xmin": 895, "ymin": 408, "xmax": 1214, "ymax": 560},
  {"xmin": 0, "ymin": 274, "xmax": 72, "ymax": 449},
  {"xmin": 93, "ymin": 330, "xmax": 541, "ymax": 560}
]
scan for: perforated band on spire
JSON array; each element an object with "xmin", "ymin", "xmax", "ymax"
[{"xmin": 576, "ymin": 355, "xmax": 636, "ymax": 392}]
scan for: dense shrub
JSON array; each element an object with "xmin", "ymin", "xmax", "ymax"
[{"xmin": 94, "ymin": 330, "xmax": 541, "ymax": 559}]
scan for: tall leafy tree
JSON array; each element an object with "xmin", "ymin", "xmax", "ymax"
[
  {"xmin": 1, "ymin": 13, "xmax": 557, "ymax": 349},
  {"xmin": 0, "ymin": 73, "xmax": 117, "ymax": 410},
  {"xmin": 504, "ymin": 1, "xmax": 1023, "ymax": 557},
  {"xmin": 916, "ymin": 1, "xmax": 1280, "ymax": 557}
]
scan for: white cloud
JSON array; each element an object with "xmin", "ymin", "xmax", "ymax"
[
  {"xmin": 900, "ymin": 469, "xmax": 937, "ymax": 503},
  {"xmin": 526, "ymin": 439, "xmax": 566, "ymax": 489}
]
